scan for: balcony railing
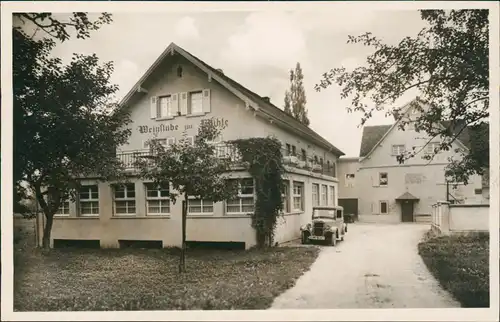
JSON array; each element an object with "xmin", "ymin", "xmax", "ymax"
[{"xmin": 117, "ymin": 144, "xmax": 336, "ymax": 177}]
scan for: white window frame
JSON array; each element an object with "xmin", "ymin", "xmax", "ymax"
[
  {"xmin": 292, "ymin": 181, "xmax": 304, "ymax": 212},
  {"xmin": 281, "ymin": 181, "xmax": 290, "ymax": 214},
  {"xmin": 55, "ymin": 199, "xmax": 70, "ymax": 216},
  {"xmin": 379, "ymin": 200, "xmax": 389, "ymax": 215},
  {"xmin": 188, "ymin": 91, "xmax": 203, "ymax": 115},
  {"xmin": 226, "ymin": 178, "xmax": 254, "ymax": 215},
  {"xmin": 79, "ymin": 185, "xmax": 99, "ymax": 217},
  {"xmin": 379, "ymin": 172, "xmax": 388, "ymax": 187},
  {"xmin": 188, "ymin": 198, "xmax": 214, "ymax": 215},
  {"xmin": 145, "ymin": 183, "xmax": 170, "ymax": 215},
  {"xmin": 113, "ymin": 183, "xmax": 136, "ymax": 215},
  {"xmin": 391, "ymin": 144, "xmax": 406, "ymax": 155},
  {"xmin": 329, "ymin": 185, "xmax": 335, "ymax": 206},
  {"xmin": 312, "ymin": 183, "xmax": 320, "ymax": 207},
  {"xmin": 158, "ymin": 95, "xmax": 174, "ymax": 118},
  {"xmin": 425, "ymin": 142, "xmax": 440, "ymax": 155},
  {"xmin": 321, "ymin": 184, "xmax": 328, "ymax": 206}
]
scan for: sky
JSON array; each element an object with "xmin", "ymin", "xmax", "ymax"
[{"xmin": 46, "ymin": 9, "xmax": 428, "ymax": 157}]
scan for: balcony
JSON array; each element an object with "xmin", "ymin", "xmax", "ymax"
[{"xmin": 117, "ymin": 144, "xmax": 336, "ymax": 177}]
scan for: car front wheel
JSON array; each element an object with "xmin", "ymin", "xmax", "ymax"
[{"xmin": 301, "ymin": 232, "xmax": 309, "ymax": 244}]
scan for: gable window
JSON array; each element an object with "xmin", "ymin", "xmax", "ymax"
[
  {"xmin": 425, "ymin": 142, "xmax": 440, "ymax": 155},
  {"xmin": 312, "ymin": 183, "xmax": 320, "ymax": 206},
  {"xmin": 55, "ymin": 198, "xmax": 70, "ymax": 216},
  {"xmin": 474, "ymin": 188, "xmax": 482, "ymax": 195},
  {"xmin": 114, "ymin": 183, "xmax": 136, "ymax": 215},
  {"xmin": 281, "ymin": 181, "xmax": 290, "ymax": 213},
  {"xmin": 79, "ymin": 185, "xmax": 99, "ymax": 216},
  {"xmin": 188, "ymin": 91, "xmax": 203, "ymax": 115},
  {"xmin": 158, "ymin": 95, "xmax": 173, "ymax": 118},
  {"xmin": 392, "ymin": 144, "xmax": 406, "ymax": 155},
  {"xmin": 379, "ymin": 172, "xmax": 388, "ymax": 186},
  {"xmin": 321, "ymin": 184, "xmax": 328, "ymax": 206},
  {"xmin": 188, "ymin": 199, "xmax": 214, "ymax": 214},
  {"xmin": 379, "ymin": 201, "xmax": 389, "ymax": 214},
  {"xmin": 345, "ymin": 173, "xmax": 355, "ymax": 187},
  {"xmin": 226, "ymin": 178, "xmax": 254, "ymax": 214},
  {"xmin": 293, "ymin": 181, "xmax": 304, "ymax": 211},
  {"xmin": 145, "ymin": 183, "xmax": 170, "ymax": 215}
]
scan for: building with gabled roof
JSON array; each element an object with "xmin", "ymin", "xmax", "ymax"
[
  {"xmin": 37, "ymin": 43, "xmax": 345, "ymax": 249},
  {"xmin": 338, "ymin": 99, "xmax": 488, "ymax": 223}
]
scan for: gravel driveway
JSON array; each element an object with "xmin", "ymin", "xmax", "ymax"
[{"xmin": 271, "ymin": 223, "xmax": 461, "ymax": 309}]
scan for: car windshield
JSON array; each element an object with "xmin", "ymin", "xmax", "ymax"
[{"xmin": 312, "ymin": 209, "xmax": 335, "ymax": 219}]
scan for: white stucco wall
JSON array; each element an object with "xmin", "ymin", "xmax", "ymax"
[
  {"xmin": 338, "ymin": 158, "xmax": 359, "ymax": 199},
  {"xmin": 431, "ymin": 202, "xmax": 489, "ymax": 233},
  {"xmin": 44, "ymin": 54, "xmax": 341, "ymax": 249},
  {"xmin": 356, "ymin": 117, "xmax": 483, "ymax": 223}
]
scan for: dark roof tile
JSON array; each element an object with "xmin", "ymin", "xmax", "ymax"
[{"xmin": 359, "ymin": 125, "xmax": 392, "ymax": 157}]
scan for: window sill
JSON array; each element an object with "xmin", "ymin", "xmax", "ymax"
[
  {"xmin": 186, "ymin": 112, "xmax": 207, "ymax": 118},
  {"xmin": 112, "ymin": 215, "xmax": 138, "ymax": 219},
  {"xmin": 156, "ymin": 116, "xmax": 175, "ymax": 121},
  {"xmin": 145, "ymin": 215, "xmax": 171, "ymax": 218},
  {"xmin": 187, "ymin": 214, "xmax": 214, "ymax": 218},
  {"xmin": 54, "ymin": 216, "xmax": 99, "ymax": 219}
]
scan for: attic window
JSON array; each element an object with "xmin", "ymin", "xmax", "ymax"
[{"xmin": 177, "ymin": 66, "xmax": 183, "ymax": 78}]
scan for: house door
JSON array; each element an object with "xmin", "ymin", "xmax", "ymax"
[{"xmin": 401, "ymin": 201, "xmax": 414, "ymax": 222}]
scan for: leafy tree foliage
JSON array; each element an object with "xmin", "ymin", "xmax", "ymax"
[
  {"xmin": 13, "ymin": 13, "xmax": 131, "ymax": 248},
  {"xmin": 135, "ymin": 121, "xmax": 238, "ymax": 272},
  {"xmin": 315, "ymin": 9, "xmax": 489, "ymax": 184},
  {"xmin": 284, "ymin": 63, "xmax": 310, "ymax": 126}
]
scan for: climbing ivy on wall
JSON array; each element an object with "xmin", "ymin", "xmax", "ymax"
[{"xmin": 230, "ymin": 137, "xmax": 285, "ymax": 248}]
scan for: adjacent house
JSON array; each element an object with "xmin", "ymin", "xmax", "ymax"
[
  {"xmin": 338, "ymin": 99, "xmax": 488, "ymax": 224},
  {"xmin": 37, "ymin": 42, "xmax": 345, "ymax": 249}
]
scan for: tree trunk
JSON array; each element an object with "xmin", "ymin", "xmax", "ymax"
[
  {"xmin": 179, "ymin": 195, "xmax": 188, "ymax": 273},
  {"xmin": 42, "ymin": 213, "xmax": 54, "ymax": 249}
]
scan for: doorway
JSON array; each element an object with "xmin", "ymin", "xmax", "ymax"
[{"xmin": 401, "ymin": 200, "xmax": 414, "ymax": 222}]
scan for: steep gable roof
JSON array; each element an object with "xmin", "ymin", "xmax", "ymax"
[
  {"xmin": 359, "ymin": 125, "xmax": 392, "ymax": 157},
  {"xmin": 359, "ymin": 113, "xmax": 488, "ymax": 159},
  {"xmin": 118, "ymin": 42, "xmax": 345, "ymax": 157}
]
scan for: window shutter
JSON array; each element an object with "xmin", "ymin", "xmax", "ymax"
[
  {"xmin": 180, "ymin": 92, "xmax": 188, "ymax": 115},
  {"xmin": 372, "ymin": 175, "xmax": 379, "ymax": 187},
  {"xmin": 202, "ymin": 89, "xmax": 211, "ymax": 113},
  {"xmin": 172, "ymin": 93, "xmax": 180, "ymax": 116},
  {"xmin": 150, "ymin": 96, "xmax": 157, "ymax": 119}
]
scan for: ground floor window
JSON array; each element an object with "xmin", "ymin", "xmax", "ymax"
[
  {"xmin": 379, "ymin": 201, "xmax": 389, "ymax": 214},
  {"xmin": 188, "ymin": 199, "xmax": 214, "ymax": 214},
  {"xmin": 79, "ymin": 185, "xmax": 99, "ymax": 216},
  {"xmin": 114, "ymin": 183, "xmax": 136, "ymax": 215},
  {"xmin": 293, "ymin": 181, "xmax": 304, "ymax": 211},
  {"xmin": 226, "ymin": 178, "xmax": 254, "ymax": 214},
  {"xmin": 55, "ymin": 199, "xmax": 70, "ymax": 216},
  {"xmin": 145, "ymin": 183, "xmax": 170, "ymax": 215},
  {"xmin": 281, "ymin": 181, "xmax": 290, "ymax": 213},
  {"xmin": 329, "ymin": 185, "xmax": 335, "ymax": 206},
  {"xmin": 321, "ymin": 184, "xmax": 328, "ymax": 206},
  {"xmin": 312, "ymin": 183, "xmax": 319, "ymax": 207}
]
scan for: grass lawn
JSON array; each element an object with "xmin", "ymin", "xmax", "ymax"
[
  {"xmin": 418, "ymin": 233, "xmax": 489, "ymax": 308},
  {"xmin": 14, "ymin": 245, "xmax": 319, "ymax": 311}
]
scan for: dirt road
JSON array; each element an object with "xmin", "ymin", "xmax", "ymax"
[{"xmin": 271, "ymin": 223, "xmax": 460, "ymax": 309}]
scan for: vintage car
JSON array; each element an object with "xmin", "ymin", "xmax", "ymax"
[{"xmin": 300, "ymin": 206, "xmax": 347, "ymax": 246}]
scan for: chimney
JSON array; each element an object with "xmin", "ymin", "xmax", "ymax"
[
  {"xmin": 262, "ymin": 96, "xmax": 270, "ymax": 103},
  {"xmin": 216, "ymin": 68, "xmax": 224, "ymax": 74}
]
